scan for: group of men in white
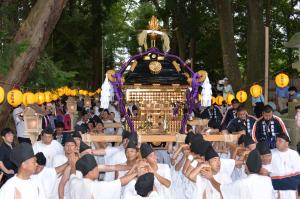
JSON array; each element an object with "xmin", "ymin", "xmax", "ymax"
[{"xmin": 0, "ymin": 103, "xmax": 300, "ymax": 199}]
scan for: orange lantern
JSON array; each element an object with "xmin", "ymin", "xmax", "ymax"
[
  {"xmin": 0, "ymin": 86, "xmax": 4, "ymax": 104},
  {"xmin": 250, "ymin": 84, "xmax": 262, "ymax": 98},
  {"xmin": 7, "ymin": 89, "xmax": 23, "ymax": 107},
  {"xmin": 215, "ymin": 96, "xmax": 223, "ymax": 106},
  {"xmin": 275, "ymin": 73, "xmax": 289, "ymax": 88},
  {"xmin": 226, "ymin": 94, "xmax": 235, "ymax": 105},
  {"xmin": 35, "ymin": 92, "xmax": 45, "ymax": 105}
]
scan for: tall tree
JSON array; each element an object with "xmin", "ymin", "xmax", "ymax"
[
  {"xmin": 0, "ymin": 0, "xmax": 68, "ymax": 126},
  {"xmin": 215, "ymin": 0, "xmax": 242, "ymax": 90},
  {"xmin": 246, "ymin": 0, "xmax": 264, "ymax": 86}
]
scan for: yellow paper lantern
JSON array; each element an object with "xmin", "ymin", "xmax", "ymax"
[
  {"xmin": 44, "ymin": 91, "xmax": 52, "ymax": 103},
  {"xmin": 7, "ymin": 89, "xmax": 23, "ymax": 107},
  {"xmin": 0, "ymin": 86, "xmax": 4, "ymax": 104},
  {"xmin": 236, "ymin": 90, "xmax": 247, "ymax": 103},
  {"xmin": 65, "ymin": 88, "xmax": 72, "ymax": 96},
  {"xmin": 250, "ymin": 84, "xmax": 262, "ymax": 97},
  {"xmin": 71, "ymin": 89, "xmax": 78, "ymax": 96},
  {"xmin": 96, "ymin": 88, "xmax": 101, "ymax": 94},
  {"xmin": 88, "ymin": 92, "xmax": 94, "ymax": 97},
  {"xmin": 51, "ymin": 92, "xmax": 59, "ymax": 101},
  {"xmin": 211, "ymin": 96, "xmax": 216, "ymax": 105},
  {"xmin": 216, "ymin": 96, "xmax": 223, "ymax": 106},
  {"xmin": 83, "ymin": 90, "xmax": 88, "ymax": 96},
  {"xmin": 275, "ymin": 73, "xmax": 289, "ymax": 88},
  {"xmin": 35, "ymin": 92, "xmax": 45, "ymax": 105},
  {"xmin": 226, "ymin": 94, "xmax": 235, "ymax": 105},
  {"xmin": 57, "ymin": 88, "xmax": 65, "ymax": 97},
  {"xmin": 23, "ymin": 92, "xmax": 35, "ymax": 106}
]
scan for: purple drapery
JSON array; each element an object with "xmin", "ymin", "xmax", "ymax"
[{"xmin": 110, "ymin": 48, "xmax": 201, "ymax": 134}]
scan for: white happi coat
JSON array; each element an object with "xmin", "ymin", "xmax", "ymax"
[
  {"xmin": 0, "ymin": 175, "xmax": 41, "ymax": 199},
  {"xmin": 220, "ymin": 174, "xmax": 274, "ymax": 199},
  {"xmin": 104, "ymin": 145, "xmax": 126, "ymax": 181},
  {"xmin": 69, "ymin": 174, "xmax": 122, "ymax": 199},
  {"xmin": 271, "ymin": 148, "xmax": 300, "ymax": 199},
  {"xmin": 154, "ymin": 164, "xmax": 172, "ymax": 199},
  {"xmin": 33, "ymin": 140, "xmax": 64, "ymax": 167},
  {"xmin": 32, "ymin": 167, "xmax": 58, "ymax": 199}
]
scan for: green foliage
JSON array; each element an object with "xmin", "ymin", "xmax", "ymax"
[
  {"xmin": 24, "ymin": 54, "xmax": 78, "ymax": 90},
  {"xmin": 0, "ymin": 40, "xmax": 30, "ymax": 74}
]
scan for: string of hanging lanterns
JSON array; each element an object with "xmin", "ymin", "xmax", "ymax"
[
  {"xmin": 200, "ymin": 72, "xmax": 290, "ymax": 105},
  {"xmin": 0, "ymin": 85, "xmax": 101, "ymax": 107},
  {"xmin": 0, "ymin": 72, "xmax": 290, "ymax": 107}
]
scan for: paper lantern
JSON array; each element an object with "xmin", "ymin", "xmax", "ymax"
[
  {"xmin": 57, "ymin": 88, "xmax": 65, "ymax": 97},
  {"xmin": 7, "ymin": 89, "xmax": 23, "ymax": 107},
  {"xmin": 35, "ymin": 92, "xmax": 45, "ymax": 105},
  {"xmin": 88, "ymin": 92, "xmax": 94, "ymax": 97},
  {"xmin": 83, "ymin": 90, "xmax": 88, "ymax": 96},
  {"xmin": 44, "ymin": 91, "xmax": 52, "ymax": 103},
  {"xmin": 216, "ymin": 96, "xmax": 223, "ymax": 106},
  {"xmin": 65, "ymin": 88, "xmax": 72, "ymax": 96},
  {"xmin": 250, "ymin": 84, "xmax": 262, "ymax": 98},
  {"xmin": 96, "ymin": 88, "xmax": 101, "ymax": 94},
  {"xmin": 211, "ymin": 96, "xmax": 216, "ymax": 105},
  {"xmin": 226, "ymin": 94, "xmax": 235, "ymax": 105},
  {"xmin": 0, "ymin": 86, "xmax": 4, "ymax": 104},
  {"xmin": 275, "ymin": 73, "xmax": 289, "ymax": 88},
  {"xmin": 236, "ymin": 90, "xmax": 247, "ymax": 103},
  {"xmin": 23, "ymin": 92, "xmax": 35, "ymax": 106},
  {"xmin": 70, "ymin": 89, "xmax": 78, "ymax": 96},
  {"xmin": 51, "ymin": 92, "xmax": 59, "ymax": 101}
]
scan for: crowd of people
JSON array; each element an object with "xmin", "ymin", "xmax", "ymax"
[{"xmin": 0, "ymin": 89, "xmax": 300, "ymax": 199}]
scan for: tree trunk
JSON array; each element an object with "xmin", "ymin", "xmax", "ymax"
[
  {"xmin": 90, "ymin": 0, "xmax": 103, "ymax": 89},
  {"xmin": 215, "ymin": 0, "xmax": 242, "ymax": 90},
  {"xmin": 246, "ymin": 0, "xmax": 264, "ymax": 86},
  {"xmin": 0, "ymin": 0, "xmax": 68, "ymax": 127},
  {"xmin": 189, "ymin": 37, "xmax": 196, "ymax": 70}
]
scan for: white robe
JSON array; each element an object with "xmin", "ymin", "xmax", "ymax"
[
  {"xmin": 33, "ymin": 140, "xmax": 64, "ymax": 167},
  {"xmin": 220, "ymin": 174, "xmax": 274, "ymax": 199},
  {"xmin": 104, "ymin": 145, "xmax": 126, "ymax": 181},
  {"xmin": 69, "ymin": 174, "xmax": 122, "ymax": 199},
  {"xmin": 193, "ymin": 162, "xmax": 232, "ymax": 199},
  {"xmin": 270, "ymin": 148, "xmax": 300, "ymax": 199},
  {"xmin": 32, "ymin": 167, "xmax": 58, "ymax": 199},
  {"xmin": 0, "ymin": 175, "xmax": 40, "ymax": 199},
  {"xmin": 123, "ymin": 189, "xmax": 162, "ymax": 199},
  {"xmin": 154, "ymin": 164, "xmax": 172, "ymax": 199}
]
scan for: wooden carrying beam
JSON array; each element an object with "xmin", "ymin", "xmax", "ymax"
[
  {"xmin": 103, "ymin": 123, "xmax": 122, "ymax": 129},
  {"xmin": 82, "ymin": 134, "xmax": 240, "ymax": 143}
]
